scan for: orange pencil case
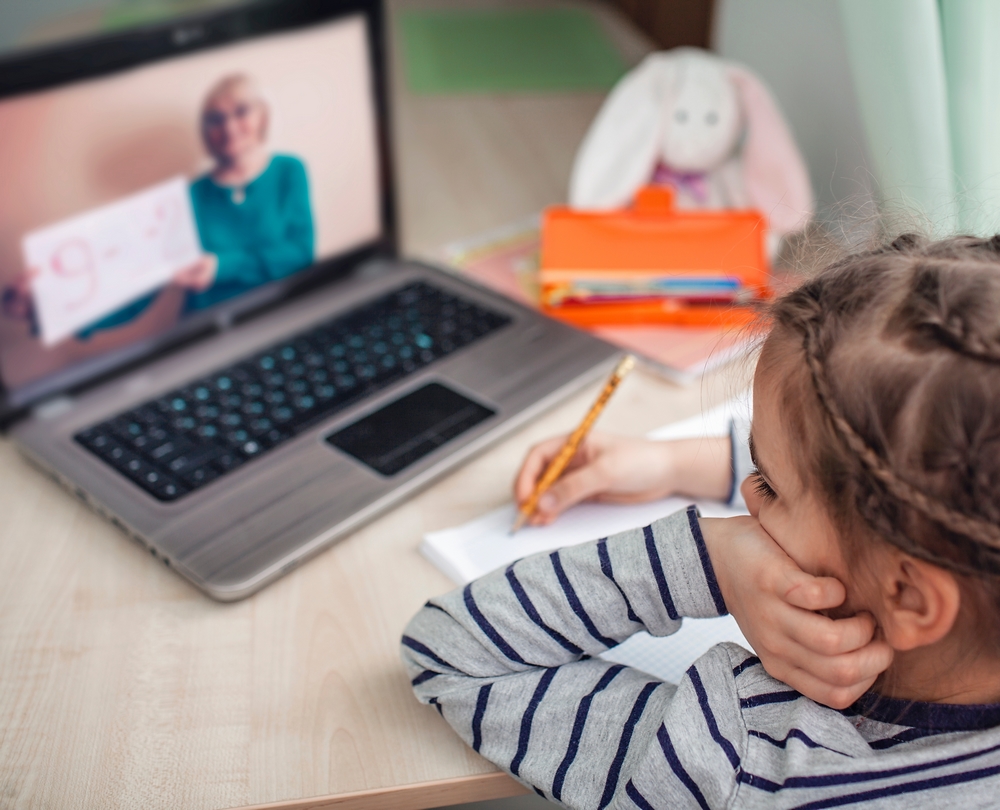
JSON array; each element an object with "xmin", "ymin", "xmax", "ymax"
[{"xmin": 539, "ymin": 186, "xmax": 771, "ymax": 328}]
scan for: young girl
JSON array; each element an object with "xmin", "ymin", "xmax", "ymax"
[{"xmin": 402, "ymin": 234, "xmax": 1000, "ymax": 808}]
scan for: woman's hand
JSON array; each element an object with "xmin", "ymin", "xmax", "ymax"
[
  {"xmin": 700, "ymin": 516, "xmax": 894, "ymax": 709},
  {"xmin": 173, "ymin": 254, "xmax": 217, "ymax": 292},
  {"xmin": 513, "ymin": 432, "xmax": 731, "ymax": 526},
  {"xmin": 1, "ymin": 271, "xmax": 35, "ymax": 322}
]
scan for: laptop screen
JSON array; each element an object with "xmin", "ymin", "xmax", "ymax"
[{"xmin": 0, "ymin": 11, "xmax": 382, "ymax": 408}]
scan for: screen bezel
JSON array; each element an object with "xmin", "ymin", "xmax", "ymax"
[{"xmin": 0, "ymin": 0, "xmax": 397, "ymax": 425}]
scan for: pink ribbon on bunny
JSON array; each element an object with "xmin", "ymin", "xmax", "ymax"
[{"xmin": 568, "ymin": 48, "xmax": 814, "ymax": 245}]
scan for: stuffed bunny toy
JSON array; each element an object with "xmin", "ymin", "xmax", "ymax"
[{"xmin": 569, "ymin": 48, "xmax": 814, "ymax": 242}]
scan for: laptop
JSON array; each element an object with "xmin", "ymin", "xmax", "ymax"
[{"xmin": 0, "ymin": 0, "xmax": 618, "ymax": 601}]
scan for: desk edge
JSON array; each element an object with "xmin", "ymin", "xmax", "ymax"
[{"xmin": 234, "ymin": 771, "xmax": 529, "ymax": 810}]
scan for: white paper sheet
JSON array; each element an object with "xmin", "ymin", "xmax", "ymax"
[
  {"xmin": 22, "ymin": 176, "xmax": 202, "ymax": 346},
  {"xmin": 420, "ymin": 398, "xmax": 756, "ymax": 683}
]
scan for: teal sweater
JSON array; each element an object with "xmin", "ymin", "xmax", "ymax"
[
  {"xmin": 186, "ymin": 153, "xmax": 314, "ymax": 310},
  {"xmin": 79, "ymin": 154, "xmax": 314, "ymax": 335}
]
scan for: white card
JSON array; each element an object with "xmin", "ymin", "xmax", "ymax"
[{"xmin": 23, "ymin": 176, "xmax": 202, "ymax": 346}]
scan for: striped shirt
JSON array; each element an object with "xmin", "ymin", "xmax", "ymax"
[{"xmin": 401, "ymin": 507, "xmax": 1000, "ymax": 808}]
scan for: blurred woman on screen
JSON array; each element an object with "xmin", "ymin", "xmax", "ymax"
[
  {"xmin": 186, "ymin": 73, "xmax": 315, "ymax": 309},
  {"xmin": 1, "ymin": 73, "xmax": 315, "ymax": 346}
]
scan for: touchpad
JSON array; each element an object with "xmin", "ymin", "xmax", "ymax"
[{"xmin": 326, "ymin": 382, "xmax": 495, "ymax": 476}]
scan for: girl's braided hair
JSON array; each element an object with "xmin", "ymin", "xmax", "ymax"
[{"xmin": 768, "ymin": 234, "xmax": 1000, "ymax": 579}]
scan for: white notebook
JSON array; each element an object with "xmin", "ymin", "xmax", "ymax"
[{"xmin": 420, "ymin": 399, "xmax": 756, "ymax": 684}]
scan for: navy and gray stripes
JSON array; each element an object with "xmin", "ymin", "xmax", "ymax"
[
  {"xmin": 598, "ymin": 537, "xmax": 641, "ymax": 623},
  {"xmin": 472, "ymin": 682, "xmax": 492, "ymax": 752},
  {"xmin": 511, "ymin": 666, "xmax": 560, "ymax": 776},
  {"xmin": 463, "ymin": 583, "xmax": 528, "ymax": 665},
  {"xmin": 506, "ymin": 564, "xmax": 583, "ymax": 655},
  {"xmin": 552, "ymin": 665, "xmax": 625, "ymax": 800},
  {"xmin": 403, "ymin": 505, "xmax": 1000, "ymax": 810},
  {"xmin": 643, "ymin": 525, "xmax": 680, "ymax": 621},
  {"xmin": 550, "ymin": 551, "xmax": 619, "ymax": 648},
  {"xmin": 599, "ymin": 681, "xmax": 660, "ymax": 809},
  {"xmin": 687, "ymin": 505, "xmax": 727, "ymax": 615}
]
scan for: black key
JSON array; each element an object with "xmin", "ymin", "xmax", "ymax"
[
  {"xmin": 167, "ymin": 444, "xmax": 224, "ymax": 474},
  {"xmin": 240, "ymin": 440, "xmax": 262, "ymax": 457},
  {"xmin": 215, "ymin": 452, "xmax": 244, "ymax": 471},
  {"xmin": 157, "ymin": 481, "xmax": 185, "ymax": 500},
  {"xmin": 197, "ymin": 424, "xmax": 219, "ymax": 439},
  {"xmin": 79, "ymin": 430, "xmax": 113, "ymax": 453},
  {"xmin": 134, "ymin": 406, "xmax": 163, "ymax": 424},
  {"xmin": 226, "ymin": 430, "xmax": 250, "ymax": 446},
  {"xmin": 148, "ymin": 437, "xmax": 195, "ymax": 462},
  {"xmin": 249, "ymin": 417, "xmax": 273, "ymax": 435},
  {"xmin": 180, "ymin": 465, "xmax": 219, "ymax": 488}
]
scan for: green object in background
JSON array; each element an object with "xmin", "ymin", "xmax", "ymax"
[
  {"xmin": 399, "ymin": 8, "xmax": 627, "ymax": 94},
  {"xmin": 101, "ymin": 0, "xmax": 241, "ymax": 33}
]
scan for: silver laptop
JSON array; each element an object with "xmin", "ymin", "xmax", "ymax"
[{"xmin": 0, "ymin": 0, "xmax": 617, "ymax": 600}]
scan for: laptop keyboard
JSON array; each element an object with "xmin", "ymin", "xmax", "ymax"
[{"xmin": 74, "ymin": 282, "xmax": 511, "ymax": 501}]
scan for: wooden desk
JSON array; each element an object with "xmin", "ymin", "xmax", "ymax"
[{"xmin": 0, "ymin": 4, "xmax": 740, "ymax": 808}]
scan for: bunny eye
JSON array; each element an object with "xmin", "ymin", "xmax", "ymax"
[
  {"xmin": 705, "ymin": 111, "xmax": 719, "ymax": 125},
  {"xmin": 674, "ymin": 109, "xmax": 688, "ymax": 124}
]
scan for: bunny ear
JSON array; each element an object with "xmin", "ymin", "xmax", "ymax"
[
  {"xmin": 569, "ymin": 54, "xmax": 676, "ymax": 210},
  {"xmin": 727, "ymin": 65, "xmax": 814, "ymax": 237}
]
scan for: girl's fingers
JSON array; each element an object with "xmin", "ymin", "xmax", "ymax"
[
  {"xmin": 756, "ymin": 629, "xmax": 893, "ymax": 703},
  {"xmin": 532, "ymin": 465, "xmax": 608, "ymax": 522},
  {"xmin": 774, "ymin": 663, "xmax": 881, "ymax": 711},
  {"xmin": 781, "ymin": 572, "xmax": 847, "ymax": 612},
  {"xmin": 514, "ymin": 436, "xmax": 567, "ymax": 503},
  {"xmin": 774, "ymin": 607, "xmax": 879, "ymax": 656}
]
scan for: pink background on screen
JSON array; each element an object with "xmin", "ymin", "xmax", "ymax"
[{"xmin": 0, "ymin": 15, "xmax": 380, "ymax": 389}]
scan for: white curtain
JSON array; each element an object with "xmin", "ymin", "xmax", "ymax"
[{"xmin": 839, "ymin": 0, "xmax": 1000, "ymax": 235}]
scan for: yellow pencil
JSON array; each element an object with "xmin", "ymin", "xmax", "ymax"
[{"xmin": 511, "ymin": 354, "xmax": 636, "ymax": 535}]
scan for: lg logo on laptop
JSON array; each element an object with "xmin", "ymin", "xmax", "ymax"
[{"xmin": 172, "ymin": 26, "xmax": 205, "ymax": 47}]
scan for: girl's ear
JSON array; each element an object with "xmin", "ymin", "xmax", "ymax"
[
  {"xmin": 726, "ymin": 65, "xmax": 814, "ymax": 238},
  {"xmin": 569, "ymin": 53, "xmax": 677, "ymax": 210},
  {"xmin": 877, "ymin": 552, "xmax": 962, "ymax": 651}
]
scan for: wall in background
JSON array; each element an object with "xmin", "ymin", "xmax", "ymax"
[
  {"xmin": 712, "ymin": 0, "xmax": 875, "ymax": 223},
  {"xmin": 603, "ymin": 0, "xmax": 714, "ymax": 50}
]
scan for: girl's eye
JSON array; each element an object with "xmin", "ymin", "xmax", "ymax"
[{"xmin": 750, "ymin": 469, "xmax": 776, "ymax": 502}]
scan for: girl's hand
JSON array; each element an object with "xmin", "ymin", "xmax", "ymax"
[
  {"xmin": 700, "ymin": 516, "xmax": 894, "ymax": 709},
  {"xmin": 173, "ymin": 254, "xmax": 217, "ymax": 292},
  {"xmin": 514, "ymin": 433, "xmax": 731, "ymax": 527}
]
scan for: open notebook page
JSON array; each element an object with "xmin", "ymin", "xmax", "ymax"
[{"xmin": 420, "ymin": 397, "xmax": 756, "ymax": 684}]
